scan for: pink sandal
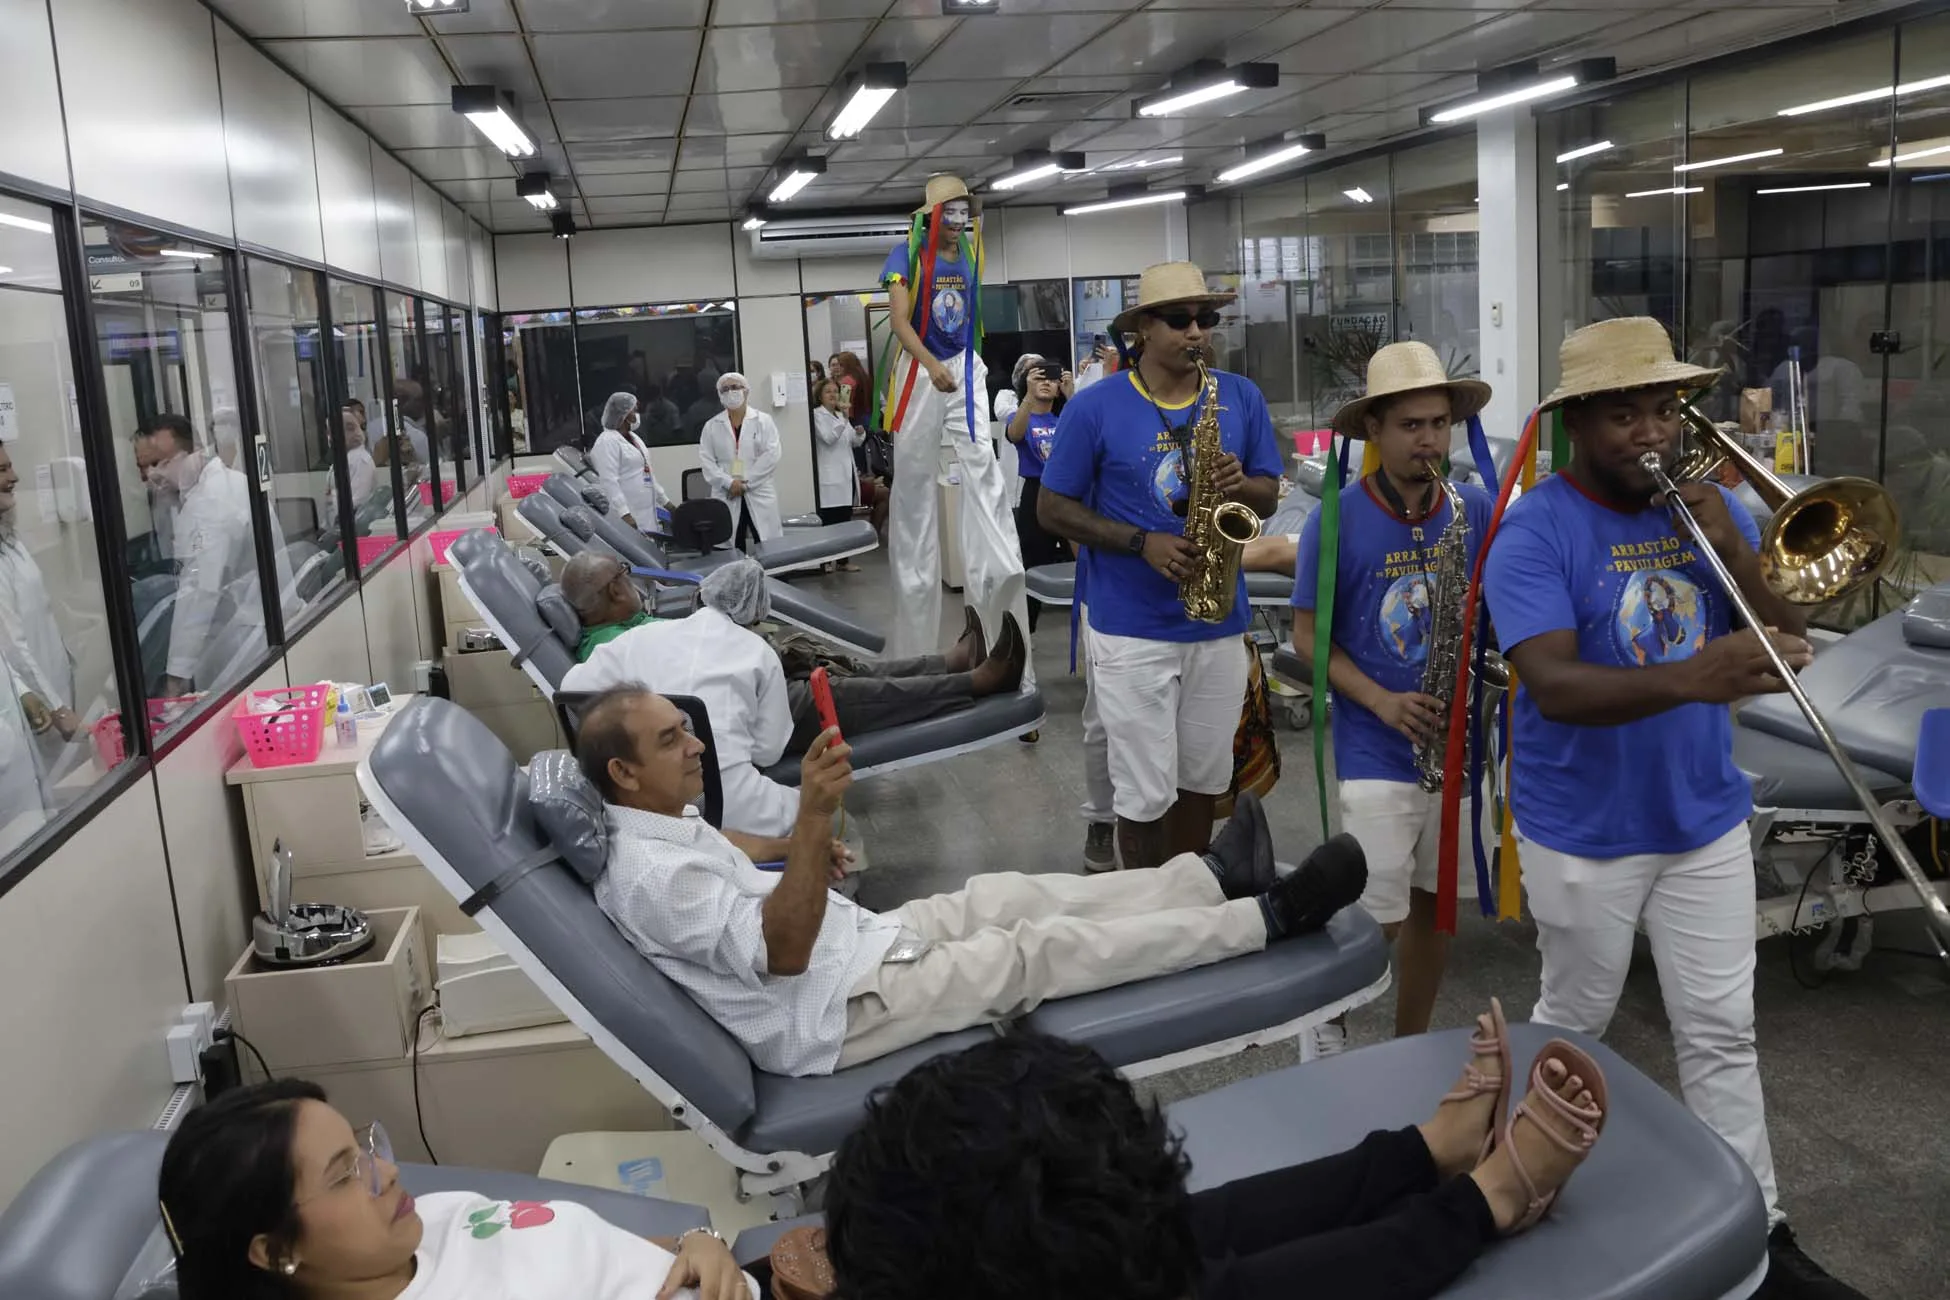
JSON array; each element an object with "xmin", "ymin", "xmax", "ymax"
[
  {"xmin": 1440, "ymin": 997, "xmax": 1512, "ymax": 1165},
  {"xmin": 1500, "ymin": 1039, "xmax": 1607, "ymax": 1234}
]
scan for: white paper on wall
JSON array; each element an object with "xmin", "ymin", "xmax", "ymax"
[
  {"xmin": 0, "ymin": 384, "xmax": 16, "ymax": 442},
  {"xmin": 33, "ymin": 463, "xmax": 55, "ymax": 520}
]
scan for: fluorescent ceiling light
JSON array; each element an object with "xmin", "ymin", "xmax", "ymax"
[
  {"xmin": 941, "ymin": 0, "xmax": 997, "ymax": 13},
  {"xmin": 523, "ymin": 191, "xmax": 558, "ymax": 210},
  {"xmin": 1556, "ymin": 182, "xmax": 1570, "ymax": 191},
  {"xmin": 1217, "ymin": 136, "xmax": 1322, "ymax": 184},
  {"xmin": 159, "ymin": 249, "xmax": 215, "ymax": 259},
  {"xmin": 0, "ymin": 268, "xmax": 12, "ymax": 276},
  {"xmin": 992, "ymin": 150, "xmax": 1086, "ymax": 191},
  {"xmin": 1779, "ymin": 72, "xmax": 1950, "ymax": 117},
  {"xmin": 1428, "ymin": 74, "xmax": 1577, "ymax": 125},
  {"xmin": 1755, "ymin": 181, "xmax": 1873, "ymax": 194},
  {"xmin": 1105, "ymin": 155, "xmax": 1183, "ymax": 172},
  {"xmin": 1555, "ymin": 140, "xmax": 1612, "ymax": 163},
  {"xmin": 1142, "ymin": 81, "xmax": 1249, "ymax": 115},
  {"xmin": 770, "ymin": 169, "xmax": 819, "ymax": 202},
  {"xmin": 452, "ymin": 85, "xmax": 536, "ymax": 157},
  {"xmin": 1137, "ymin": 63, "xmax": 1278, "ymax": 117},
  {"xmin": 742, "ymin": 216, "xmax": 766, "ymax": 231},
  {"xmin": 551, "ymin": 212, "xmax": 576, "ymax": 240},
  {"xmin": 1345, "ymin": 187, "xmax": 1374, "ymax": 203},
  {"xmin": 993, "ymin": 162, "xmax": 1061, "ymax": 191},
  {"xmin": 1624, "ymin": 186, "xmax": 1702, "ymax": 197},
  {"xmin": 1675, "ymin": 147, "xmax": 1783, "ymax": 172},
  {"xmin": 1064, "ymin": 190, "xmax": 1188, "ymax": 216},
  {"xmin": 407, "ymin": 0, "xmax": 469, "ymax": 10},
  {"xmin": 0, "ymin": 212, "xmax": 54, "ymax": 234},
  {"xmin": 1870, "ymin": 143, "xmax": 1950, "ymax": 168},
  {"xmin": 827, "ymin": 63, "xmax": 907, "ymax": 140}
]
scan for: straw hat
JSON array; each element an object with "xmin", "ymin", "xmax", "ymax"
[
  {"xmin": 1541, "ymin": 317, "xmax": 1721, "ymax": 411},
  {"xmin": 1330, "ymin": 341, "xmax": 1492, "ymax": 438},
  {"xmin": 1111, "ymin": 261, "xmax": 1237, "ymax": 336},
  {"xmin": 916, "ymin": 174, "xmax": 978, "ymax": 215}
]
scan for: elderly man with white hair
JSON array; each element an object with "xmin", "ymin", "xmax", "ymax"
[
  {"xmin": 698, "ymin": 372, "xmax": 782, "ymax": 551},
  {"xmin": 588, "ymin": 391, "xmax": 673, "ymax": 536},
  {"xmin": 562, "ymin": 555, "xmax": 1024, "ymax": 836}
]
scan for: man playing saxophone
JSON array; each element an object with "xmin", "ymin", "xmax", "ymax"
[
  {"xmin": 1290, "ymin": 342, "xmax": 1494, "ymax": 1051},
  {"xmin": 1041, "ymin": 263, "xmax": 1288, "ymax": 875}
]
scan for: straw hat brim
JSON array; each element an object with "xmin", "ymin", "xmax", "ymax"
[
  {"xmin": 1111, "ymin": 288, "xmax": 1238, "ymax": 339},
  {"xmin": 1331, "ymin": 378, "xmax": 1494, "ymax": 439},
  {"xmin": 915, "ymin": 184, "xmax": 980, "ymax": 216},
  {"xmin": 1540, "ymin": 360, "xmax": 1723, "ymax": 412}
]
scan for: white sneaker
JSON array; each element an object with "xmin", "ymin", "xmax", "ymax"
[
  {"xmin": 362, "ymin": 802, "xmax": 404, "ymax": 856},
  {"xmin": 1305, "ymin": 1021, "xmax": 1349, "ymax": 1061}
]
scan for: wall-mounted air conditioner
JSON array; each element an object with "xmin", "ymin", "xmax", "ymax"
[{"xmin": 749, "ymin": 212, "xmax": 913, "ymax": 261}]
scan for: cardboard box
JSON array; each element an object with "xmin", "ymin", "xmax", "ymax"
[{"xmin": 226, "ymin": 907, "xmax": 432, "ymax": 1072}]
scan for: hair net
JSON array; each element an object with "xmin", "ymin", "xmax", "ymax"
[
  {"xmin": 1011, "ymin": 354, "xmax": 1045, "ymax": 393},
  {"xmin": 716, "ymin": 371, "xmax": 749, "ymax": 393},
  {"xmin": 601, "ymin": 392, "xmax": 638, "ymax": 431},
  {"xmin": 698, "ymin": 556, "xmax": 770, "ymax": 626}
]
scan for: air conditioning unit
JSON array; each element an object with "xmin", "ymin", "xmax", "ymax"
[{"xmin": 749, "ymin": 211, "xmax": 913, "ymax": 261}]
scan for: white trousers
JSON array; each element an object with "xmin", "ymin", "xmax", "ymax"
[
  {"xmin": 1522, "ymin": 822, "xmax": 1782, "ymax": 1222},
  {"xmin": 1339, "ymin": 780, "xmax": 1444, "ymax": 926},
  {"xmin": 838, "ymin": 854, "xmax": 1265, "ymax": 1066},
  {"xmin": 1091, "ymin": 630, "xmax": 1248, "ymax": 823},
  {"xmin": 1078, "ymin": 606, "xmax": 1114, "ymax": 824},
  {"xmin": 886, "ymin": 353, "xmax": 1029, "ymax": 664}
]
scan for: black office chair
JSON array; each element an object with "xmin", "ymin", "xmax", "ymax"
[
  {"xmin": 681, "ymin": 468, "xmax": 710, "ymax": 502},
  {"xmin": 554, "ymin": 690, "xmax": 724, "ymax": 830},
  {"xmin": 668, "ymin": 500, "xmax": 733, "ymax": 557}
]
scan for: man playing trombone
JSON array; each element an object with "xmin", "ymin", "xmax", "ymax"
[{"xmin": 1482, "ymin": 317, "xmax": 1865, "ymax": 1299}]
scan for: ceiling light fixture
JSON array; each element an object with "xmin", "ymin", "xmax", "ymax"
[
  {"xmin": 1556, "ymin": 182, "xmax": 1569, "ymax": 191},
  {"xmin": 768, "ymin": 155, "xmax": 827, "ymax": 203},
  {"xmin": 158, "ymin": 249, "xmax": 215, "ymax": 260},
  {"xmin": 1755, "ymin": 181, "xmax": 1873, "ymax": 194},
  {"xmin": 1674, "ymin": 147, "xmax": 1784, "ymax": 172},
  {"xmin": 1136, "ymin": 60, "xmax": 1278, "ymax": 117},
  {"xmin": 1555, "ymin": 140, "xmax": 1613, "ymax": 163},
  {"xmin": 1064, "ymin": 184, "xmax": 1198, "ymax": 217},
  {"xmin": 451, "ymin": 85, "xmax": 536, "ymax": 158},
  {"xmin": 551, "ymin": 212, "xmax": 576, "ymax": 240},
  {"xmin": 991, "ymin": 150, "xmax": 1087, "ymax": 192},
  {"xmin": 1779, "ymin": 72, "xmax": 1950, "ymax": 117},
  {"xmin": 1870, "ymin": 143, "xmax": 1950, "ymax": 168},
  {"xmin": 827, "ymin": 62, "xmax": 907, "ymax": 140},
  {"xmin": 1624, "ymin": 185, "xmax": 1703, "ymax": 198},
  {"xmin": 516, "ymin": 172, "xmax": 558, "ymax": 211},
  {"xmin": 1344, "ymin": 186, "xmax": 1374, "ymax": 203},
  {"xmin": 941, "ymin": 0, "xmax": 997, "ymax": 13},
  {"xmin": 742, "ymin": 215, "xmax": 766, "ymax": 231},
  {"xmin": 1423, "ymin": 58, "xmax": 1614, "ymax": 126},
  {"xmin": 1216, "ymin": 133, "xmax": 1326, "ymax": 184},
  {"xmin": 1104, "ymin": 155, "xmax": 1184, "ymax": 172},
  {"xmin": 0, "ymin": 212, "xmax": 54, "ymax": 235},
  {"xmin": 406, "ymin": 0, "xmax": 470, "ymax": 10}
]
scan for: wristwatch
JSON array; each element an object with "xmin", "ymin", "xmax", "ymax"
[
  {"xmin": 1126, "ymin": 528, "xmax": 1148, "ymax": 556},
  {"xmin": 677, "ymin": 1226, "xmax": 729, "ymax": 1251}
]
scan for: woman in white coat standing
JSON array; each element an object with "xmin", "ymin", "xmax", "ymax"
[
  {"xmin": 698, "ymin": 371, "xmax": 782, "ymax": 550},
  {"xmin": 811, "ymin": 377, "xmax": 864, "ymax": 572},
  {"xmin": 588, "ymin": 391, "xmax": 672, "ymax": 534}
]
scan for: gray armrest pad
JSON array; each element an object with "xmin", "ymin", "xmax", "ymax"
[
  {"xmin": 451, "ymin": 530, "xmax": 575, "ymax": 691},
  {"xmin": 1734, "ymin": 724, "xmax": 1907, "ymax": 809},
  {"xmin": 761, "ymin": 688, "xmax": 1044, "ymax": 783},
  {"xmin": 748, "ymin": 522, "xmax": 879, "ymax": 574},
  {"xmin": 1904, "ymin": 585, "xmax": 1950, "ymax": 649},
  {"xmin": 743, "ymin": 1029, "xmax": 998, "ymax": 1157},
  {"xmin": 768, "ymin": 584, "xmax": 886, "ymax": 655}
]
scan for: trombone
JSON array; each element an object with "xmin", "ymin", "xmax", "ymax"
[{"xmin": 1644, "ymin": 412, "xmax": 1950, "ymax": 963}]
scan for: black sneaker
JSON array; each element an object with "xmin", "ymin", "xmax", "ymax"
[
  {"xmin": 1760, "ymin": 1224, "xmax": 1870, "ymax": 1299},
  {"xmin": 1204, "ymin": 791, "xmax": 1275, "ymax": 899},
  {"xmin": 1083, "ymin": 823, "xmax": 1116, "ymax": 873},
  {"xmin": 1263, "ymin": 834, "xmax": 1367, "ymax": 939}
]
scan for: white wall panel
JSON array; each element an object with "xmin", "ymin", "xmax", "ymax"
[
  {"xmin": 360, "ymin": 555, "xmax": 424, "ymax": 693},
  {"xmin": 310, "ymin": 97, "xmax": 383, "ymax": 280},
  {"xmin": 216, "ymin": 25, "xmax": 325, "ymax": 263},
  {"xmin": 372, "ymin": 146, "xmax": 421, "ymax": 289},
  {"xmin": 412, "ymin": 178, "xmax": 449, "ymax": 299},
  {"xmin": 995, "ymin": 207, "xmax": 1067, "ymax": 281},
  {"xmin": 53, "ymin": 0, "xmax": 233, "ymax": 237},
  {"xmin": 730, "ymin": 226, "xmax": 800, "ymax": 298},
  {"xmin": 0, "ymin": 0, "xmax": 68, "ymax": 189},
  {"xmin": 0, "ymin": 781, "xmax": 183, "ymax": 1206},
  {"xmin": 737, "ymin": 295, "xmax": 817, "ymax": 520},
  {"xmin": 443, "ymin": 202, "xmax": 471, "ymax": 305},
  {"xmin": 495, "ymin": 233, "xmax": 570, "ymax": 309},
  {"xmin": 799, "ymin": 254, "xmax": 888, "ymax": 296},
  {"xmin": 284, "ymin": 589, "xmax": 373, "ymax": 691},
  {"xmin": 470, "ymin": 224, "xmax": 497, "ymax": 311},
  {"xmin": 569, "ymin": 225, "xmax": 735, "ymax": 306},
  {"xmin": 1066, "ymin": 207, "xmax": 1176, "ymax": 278}
]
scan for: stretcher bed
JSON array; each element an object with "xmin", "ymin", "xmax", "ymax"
[
  {"xmin": 540, "ymin": 474, "xmax": 877, "ymax": 577},
  {"xmin": 0, "ymin": 1129, "xmax": 710, "ymax": 1300},
  {"xmin": 732, "ymin": 1022, "xmax": 1769, "ymax": 1299},
  {"xmin": 355, "ymin": 697, "xmax": 1390, "ymax": 1211}
]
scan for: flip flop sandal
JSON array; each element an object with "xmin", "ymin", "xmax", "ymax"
[
  {"xmin": 1501, "ymin": 1039, "xmax": 1608, "ymax": 1235},
  {"xmin": 1440, "ymin": 997, "xmax": 1512, "ymax": 1166}
]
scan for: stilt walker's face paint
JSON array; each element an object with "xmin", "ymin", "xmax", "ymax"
[{"xmin": 941, "ymin": 198, "xmax": 972, "ymax": 233}]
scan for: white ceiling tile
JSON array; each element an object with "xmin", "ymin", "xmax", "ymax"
[
  {"xmin": 857, "ymin": 80, "xmax": 1021, "ymax": 129},
  {"xmin": 1261, "ymin": 11, "xmax": 1505, "ymax": 75},
  {"xmin": 435, "ymin": 178, "xmax": 497, "ymax": 201},
  {"xmin": 670, "ymin": 170, "xmax": 739, "ymax": 194},
  {"xmin": 261, "ymin": 36, "xmax": 454, "ymax": 106},
  {"xmin": 683, "ymin": 88, "xmax": 828, "ymax": 135},
  {"xmin": 695, "ymin": 22, "xmax": 878, "ymax": 93},
  {"xmin": 819, "ymin": 159, "xmax": 908, "ymax": 183},
  {"xmin": 665, "ymin": 199, "xmax": 736, "ymax": 218},
  {"xmin": 676, "ymin": 133, "xmax": 794, "ymax": 169},
  {"xmin": 491, "ymin": 199, "xmax": 557, "ymax": 226},
  {"xmin": 1219, "ymin": 8, "xmax": 1366, "ymax": 62},
  {"xmin": 356, "ymin": 102, "xmax": 546, "ymax": 151},
  {"xmin": 208, "ymin": 0, "xmax": 423, "ymax": 38},
  {"xmin": 1050, "ymin": 9, "xmax": 1290, "ymax": 78},
  {"xmin": 825, "ymin": 128, "xmax": 958, "ymax": 161},
  {"xmin": 982, "ymin": 88, "xmax": 1130, "ymax": 123},
  {"xmin": 1147, "ymin": 0, "xmax": 1318, "ymax": 8},
  {"xmin": 392, "ymin": 145, "xmax": 516, "ymax": 181},
  {"xmin": 550, "ymin": 97, "xmax": 688, "ymax": 142},
  {"xmin": 423, "ymin": 0, "xmax": 520, "ymax": 32},
  {"xmin": 569, "ymin": 141, "xmax": 682, "ymax": 171},
  {"xmin": 575, "ymin": 171, "xmax": 672, "ymax": 196},
  {"xmin": 1369, "ymin": 9, "xmax": 1635, "ymax": 75},
  {"xmin": 915, "ymin": 14, "xmax": 1125, "ymax": 80},
  {"xmin": 437, "ymin": 33, "xmax": 546, "ymax": 103},
  {"xmin": 532, "ymin": 32, "xmax": 704, "ymax": 99},
  {"xmin": 516, "ymin": 0, "xmax": 709, "ymax": 32},
  {"xmin": 717, "ymin": 0, "xmax": 889, "ymax": 20},
  {"xmin": 857, "ymin": 17, "xmax": 961, "ymax": 64}
]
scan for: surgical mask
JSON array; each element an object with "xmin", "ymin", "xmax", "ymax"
[
  {"xmin": 719, "ymin": 389, "xmax": 746, "ymax": 411},
  {"xmin": 942, "ymin": 199, "xmax": 971, "ymax": 232}
]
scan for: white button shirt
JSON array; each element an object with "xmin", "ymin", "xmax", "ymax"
[
  {"xmin": 0, "ymin": 537, "xmax": 74, "ymax": 710},
  {"xmin": 588, "ymin": 426, "xmax": 672, "ymax": 531},
  {"xmin": 166, "ymin": 456, "xmax": 256, "ymax": 680},
  {"xmin": 561, "ymin": 607, "xmax": 799, "ymax": 836},
  {"xmin": 594, "ymin": 804, "xmax": 901, "ymax": 1077},
  {"xmin": 812, "ymin": 407, "xmax": 862, "ymax": 510}
]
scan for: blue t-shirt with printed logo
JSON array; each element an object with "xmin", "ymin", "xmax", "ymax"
[
  {"xmin": 880, "ymin": 241, "xmax": 973, "ymax": 361},
  {"xmin": 1482, "ymin": 473, "xmax": 1762, "ymax": 858},
  {"xmin": 1041, "ymin": 369, "xmax": 1284, "ymax": 642},
  {"xmin": 1017, "ymin": 410, "xmax": 1058, "ymax": 480},
  {"xmin": 1292, "ymin": 476, "xmax": 1495, "ymax": 784}
]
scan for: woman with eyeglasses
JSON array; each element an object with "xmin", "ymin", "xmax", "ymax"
[{"xmin": 157, "ymin": 1079, "xmax": 754, "ymax": 1300}]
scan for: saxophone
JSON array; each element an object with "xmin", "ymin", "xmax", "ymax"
[
  {"xmin": 1178, "ymin": 355, "xmax": 1263, "ymax": 623},
  {"xmin": 1412, "ymin": 466, "xmax": 1507, "ymax": 792}
]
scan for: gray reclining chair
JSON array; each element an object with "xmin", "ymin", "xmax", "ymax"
[
  {"xmin": 516, "ymin": 490, "xmax": 588, "ymax": 557},
  {"xmin": 542, "ymin": 473, "xmax": 877, "ymax": 577},
  {"xmin": 0, "ymin": 1129, "xmax": 709, "ymax": 1300},
  {"xmin": 357, "ymin": 697, "xmax": 1390, "ymax": 1212},
  {"xmin": 730, "ymin": 1021, "xmax": 1769, "ymax": 1300}
]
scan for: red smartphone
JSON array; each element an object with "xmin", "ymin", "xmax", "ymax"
[{"xmin": 809, "ymin": 667, "xmax": 842, "ymax": 742}]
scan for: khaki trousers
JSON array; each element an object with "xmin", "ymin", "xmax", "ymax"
[{"xmin": 837, "ymin": 854, "xmax": 1267, "ymax": 1067}]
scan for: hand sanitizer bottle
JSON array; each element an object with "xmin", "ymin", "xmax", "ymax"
[{"xmin": 334, "ymin": 694, "xmax": 359, "ymax": 748}]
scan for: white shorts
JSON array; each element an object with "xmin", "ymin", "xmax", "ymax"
[
  {"xmin": 1339, "ymin": 779, "xmax": 1447, "ymax": 926},
  {"xmin": 1091, "ymin": 630, "xmax": 1248, "ymax": 822}
]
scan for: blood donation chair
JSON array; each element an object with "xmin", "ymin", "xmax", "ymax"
[
  {"xmin": 729, "ymin": 1020, "xmax": 1771, "ymax": 1300},
  {"xmin": 354, "ymin": 696, "xmax": 1391, "ymax": 1211},
  {"xmin": 0, "ymin": 1129, "xmax": 709, "ymax": 1300}
]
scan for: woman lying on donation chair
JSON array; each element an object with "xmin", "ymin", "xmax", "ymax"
[{"xmin": 157, "ymin": 1079, "xmax": 754, "ymax": 1300}]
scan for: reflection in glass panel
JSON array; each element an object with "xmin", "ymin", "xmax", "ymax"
[
  {"xmin": 244, "ymin": 258, "xmax": 343, "ymax": 625},
  {"xmin": 327, "ymin": 278, "xmax": 402, "ymax": 566},
  {"xmin": 1392, "ymin": 136, "xmax": 1480, "ymax": 385},
  {"xmin": 384, "ymin": 293, "xmax": 433, "ymax": 530},
  {"xmin": 422, "ymin": 299, "xmax": 457, "ymax": 510},
  {"xmin": 89, "ymin": 217, "xmax": 267, "ymax": 738},
  {"xmin": 0, "ymin": 198, "xmax": 122, "ymax": 856},
  {"xmin": 573, "ymin": 302, "xmax": 739, "ymax": 449},
  {"xmin": 505, "ymin": 309, "xmax": 577, "ymax": 455},
  {"xmin": 1301, "ymin": 158, "xmax": 1394, "ymax": 429},
  {"xmin": 1239, "ymin": 177, "xmax": 1310, "ymax": 426},
  {"xmin": 981, "ymin": 278, "xmax": 1071, "ymax": 414}
]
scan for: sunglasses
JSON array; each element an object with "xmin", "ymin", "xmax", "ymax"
[
  {"xmin": 1149, "ymin": 308, "xmax": 1222, "ymax": 331},
  {"xmin": 297, "ymin": 1122, "xmax": 393, "ymax": 1205}
]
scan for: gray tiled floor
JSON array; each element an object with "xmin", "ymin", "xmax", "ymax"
[{"xmin": 781, "ymin": 545, "xmax": 1950, "ymax": 1298}]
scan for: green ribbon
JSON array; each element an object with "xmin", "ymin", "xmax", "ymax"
[{"xmin": 1309, "ymin": 445, "xmax": 1345, "ymax": 836}]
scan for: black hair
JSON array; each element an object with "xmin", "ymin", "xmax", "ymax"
[
  {"xmin": 158, "ymin": 1078, "xmax": 327, "ymax": 1300},
  {"xmin": 574, "ymin": 683, "xmax": 653, "ymax": 801},
  {"xmin": 146, "ymin": 413, "xmax": 197, "ymax": 454},
  {"xmin": 825, "ymin": 1031, "xmax": 1197, "ymax": 1300}
]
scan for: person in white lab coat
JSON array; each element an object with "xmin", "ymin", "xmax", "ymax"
[
  {"xmin": 698, "ymin": 372, "xmax": 783, "ymax": 550},
  {"xmin": 588, "ymin": 392, "xmax": 672, "ymax": 534},
  {"xmin": 343, "ymin": 405, "xmax": 380, "ymax": 508},
  {"xmin": 811, "ymin": 378, "xmax": 864, "ymax": 572},
  {"xmin": 151, "ymin": 416, "xmax": 257, "ymax": 696},
  {"xmin": 0, "ymin": 444, "xmax": 79, "ymax": 739}
]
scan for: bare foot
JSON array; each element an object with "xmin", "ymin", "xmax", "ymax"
[
  {"xmin": 1417, "ymin": 1010, "xmax": 1504, "ymax": 1180},
  {"xmin": 1469, "ymin": 1057, "xmax": 1604, "ymax": 1235}
]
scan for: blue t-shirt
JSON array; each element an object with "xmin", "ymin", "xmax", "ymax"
[
  {"xmin": 1292, "ymin": 476, "xmax": 1495, "ymax": 784},
  {"xmin": 1482, "ymin": 473, "xmax": 1762, "ymax": 858},
  {"xmin": 1016, "ymin": 410, "xmax": 1057, "ymax": 479},
  {"xmin": 880, "ymin": 240, "xmax": 973, "ymax": 361},
  {"xmin": 1042, "ymin": 369, "xmax": 1284, "ymax": 642}
]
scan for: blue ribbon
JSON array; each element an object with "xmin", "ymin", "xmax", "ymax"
[
  {"xmin": 1465, "ymin": 414, "xmax": 1499, "ymax": 498},
  {"xmin": 1465, "ymin": 602, "xmax": 1495, "ymax": 916}
]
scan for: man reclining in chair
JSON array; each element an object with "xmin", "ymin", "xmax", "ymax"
[
  {"xmin": 576, "ymin": 682, "xmax": 1369, "ymax": 1076},
  {"xmin": 561, "ymin": 555, "xmax": 1026, "ymax": 837}
]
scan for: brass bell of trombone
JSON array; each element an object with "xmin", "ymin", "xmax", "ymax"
[{"xmin": 1673, "ymin": 408, "xmax": 1901, "ymax": 606}]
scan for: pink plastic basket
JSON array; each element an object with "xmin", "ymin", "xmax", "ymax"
[
  {"xmin": 232, "ymin": 683, "xmax": 333, "ymax": 768},
  {"xmin": 1292, "ymin": 429, "xmax": 1333, "ymax": 457},
  {"xmin": 417, "ymin": 480, "xmax": 455, "ymax": 508},
  {"xmin": 429, "ymin": 529, "xmax": 471, "ymax": 565},
  {"xmin": 506, "ymin": 472, "xmax": 549, "ymax": 499},
  {"xmin": 90, "ymin": 697, "xmax": 199, "ymax": 769},
  {"xmin": 357, "ymin": 535, "xmax": 397, "ymax": 568}
]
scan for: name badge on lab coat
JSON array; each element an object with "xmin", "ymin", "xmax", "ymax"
[{"xmin": 730, "ymin": 457, "xmax": 745, "ymax": 476}]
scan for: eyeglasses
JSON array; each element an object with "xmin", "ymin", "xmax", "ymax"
[
  {"xmin": 1150, "ymin": 308, "xmax": 1222, "ymax": 331},
  {"xmin": 297, "ymin": 1122, "xmax": 393, "ymax": 1205}
]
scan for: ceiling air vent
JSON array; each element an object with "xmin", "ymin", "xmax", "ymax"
[{"xmin": 1003, "ymin": 91, "xmax": 1114, "ymax": 111}]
